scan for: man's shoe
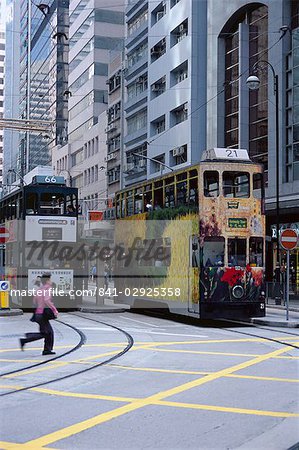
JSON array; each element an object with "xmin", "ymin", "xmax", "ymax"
[
  {"xmin": 42, "ymin": 350, "xmax": 56, "ymax": 355},
  {"xmin": 19, "ymin": 339, "xmax": 25, "ymax": 351}
]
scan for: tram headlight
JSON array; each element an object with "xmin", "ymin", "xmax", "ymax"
[{"xmin": 232, "ymin": 285, "xmax": 244, "ymax": 299}]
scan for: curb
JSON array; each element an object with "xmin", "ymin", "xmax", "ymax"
[
  {"xmin": 266, "ymin": 305, "xmax": 299, "ymax": 313},
  {"xmin": 250, "ymin": 318, "xmax": 299, "ymax": 328},
  {"xmin": 79, "ymin": 307, "xmax": 127, "ymax": 314},
  {"xmin": 0, "ymin": 308, "xmax": 23, "ymax": 317}
]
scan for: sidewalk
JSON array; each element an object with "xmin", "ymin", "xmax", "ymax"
[{"xmin": 250, "ymin": 303, "xmax": 299, "ymax": 328}]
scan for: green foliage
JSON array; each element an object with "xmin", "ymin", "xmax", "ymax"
[{"xmin": 147, "ymin": 205, "xmax": 198, "ymax": 221}]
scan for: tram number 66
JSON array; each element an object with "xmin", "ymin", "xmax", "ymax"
[{"xmin": 45, "ymin": 176, "xmax": 57, "ymax": 183}]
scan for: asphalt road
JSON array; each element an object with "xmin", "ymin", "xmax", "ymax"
[{"xmin": 0, "ymin": 312, "xmax": 298, "ymax": 450}]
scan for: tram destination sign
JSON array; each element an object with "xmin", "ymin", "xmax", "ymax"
[
  {"xmin": 32, "ymin": 175, "xmax": 65, "ymax": 185},
  {"xmin": 228, "ymin": 218, "xmax": 247, "ymax": 229}
]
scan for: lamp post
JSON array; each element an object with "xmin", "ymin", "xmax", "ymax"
[
  {"xmin": 58, "ymin": 169, "xmax": 72, "ymax": 187},
  {"xmin": 246, "ymin": 61, "xmax": 280, "ymax": 274},
  {"xmin": 131, "ymin": 152, "xmax": 174, "ymax": 173}
]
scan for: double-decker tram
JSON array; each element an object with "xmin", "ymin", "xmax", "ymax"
[
  {"xmin": 113, "ymin": 148, "xmax": 266, "ymax": 320},
  {"xmin": 0, "ymin": 172, "xmax": 82, "ymax": 309}
]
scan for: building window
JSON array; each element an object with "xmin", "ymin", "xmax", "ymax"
[
  {"xmin": 128, "ymin": 9, "xmax": 148, "ymax": 36},
  {"xmin": 170, "ymin": 60, "xmax": 188, "ymax": 86},
  {"xmin": 108, "ymin": 135, "xmax": 121, "ymax": 153},
  {"xmin": 127, "ymin": 109, "xmax": 147, "ymax": 134},
  {"xmin": 151, "ymin": 115, "xmax": 165, "ymax": 136},
  {"xmin": 150, "ymin": 38, "xmax": 166, "ymax": 62},
  {"xmin": 150, "ymin": 154, "xmax": 165, "ymax": 174},
  {"xmin": 170, "ymin": 103, "xmax": 188, "ymax": 126},
  {"xmin": 127, "ymin": 42, "xmax": 148, "ymax": 68},
  {"xmin": 150, "ymin": 76, "xmax": 166, "ymax": 98},
  {"xmin": 127, "ymin": 75, "xmax": 148, "ymax": 99},
  {"xmin": 107, "ymin": 166, "xmax": 120, "ymax": 184},
  {"xmin": 169, "ymin": 144, "xmax": 187, "ymax": 166},
  {"xmin": 286, "ymin": 25, "xmax": 299, "ymax": 181},
  {"xmin": 151, "ymin": 1, "xmax": 166, "ymax": 26},
  {"xmin": 223, "ymin": 5, "xmax": 268, "ymax": 182},
  {"xmin": 107, "ymin": 102, "xmax": 121, "ymax": 123},
  {"xmin": 108, "ymin": 71, "xmax": 121, "ymax": 93},
  {"xmin": 170, "ymin": 20, "xmax": 188, "ymax": 47}
]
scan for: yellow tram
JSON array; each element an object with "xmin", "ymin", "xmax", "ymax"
[{"xmin": 113, "ymin": 148, "xmax": 266, "ymax": 319}]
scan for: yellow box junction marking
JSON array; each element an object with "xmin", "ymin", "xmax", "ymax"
[{"xmin": 2, "ymin": 344, "xmax": 296, "ymax": 450}]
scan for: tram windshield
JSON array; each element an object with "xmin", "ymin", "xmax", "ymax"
[
  {"xmin": 203, "ymin": 237, "xmax": 225, "ymax": 267},
  {"xmin": 228, "ymin": 238, "xmax": 246, "ymax": 266}
]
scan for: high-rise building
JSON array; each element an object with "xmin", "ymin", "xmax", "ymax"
[
  {"xmin": 52, "ymin": 0, "xmax": 124, "ymax": 218},
  {"xmin": 3, "ymin": 0, "xmax": 20, "ymax": 183},
  {"xmin": 115, "ymin": 0, "xmax": 298, "ymax": 282},
  {"xmin": 0, "ymin": 0, "xmax": 5, "ymax": 184},
  {"xmin": 18, "ymin": 0, "xmax": 69, "ymax": 175}
]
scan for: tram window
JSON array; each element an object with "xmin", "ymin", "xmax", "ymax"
[
  {"xmin": 177, "ymin": 181, "xmax": 187, "ymax": 205},
  {"xmin": 40, "ymin": 193, "xmax": 65, "ymax": 215},
  {"xmin": 189, "ymin": 169, "xmax": 198, "ymax": 178},
  {"xmin": 228, "ymin": 238, "xmax": 246, "ymax": 267},
  {"xmin": 116, "ymin": 197, "xmax": 121, "ymax": 218},
  {"xmin": 165, "ymin": 185, "xmax": 175, "ymax": 207},
  {"xmin": 66, "ymin": 194, "xmax": 77, "ymax": 215},
  {"xmin": 204, "ymin": 171, "xmax": 219, "ymax": 197},
  {"xmin": 153, "ymin": 185, "xmax": 163, "ymax": 209},
  {"xmin": 203, "ymin": 237, "xmax": 225, "ymax": 267},
  {"xmin": 177, "ymin": 172, "xmax": 187, "ymax": 181},
  {"xmin": 134, "ymin": 189, "xmax": 143, "ymax": 214},
  {"xmin": 26, "ymin": 193, "xmax": 38, "ymax": 214},
  {"xmin": 253, "ymin": 173, "xmax": 264, "ymax": 199},
  {"xmin": 249, "ymin": 237, "xmax": 263, "ymax": 267},
  {"xmin": 191, "ymin": 236, "xmax": 200, "ymax": 267},
  {"xmin": 189, "ymin": 178, "xmax": 198, "ymax": 205},
  {"xmin": 165, "ymin": 176, "xmax": 174, "ymax": 185},
  {"xmin": 121, "ymin": 198, "xmax": 126, "ymax": 218},
  {"xmin": 127, "ymin": 192, "xmax": 134, "ymax": 216},
  {"xmin": 223, "ymin": 172, "xmax": 249, "ymax": 198}
]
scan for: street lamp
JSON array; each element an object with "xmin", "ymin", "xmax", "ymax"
[
  {"xmin": 131, "ymin": 152, "xmax": 174, "ymax": 172},
  {"xmin": 59, "ymin": 169, "xmax": 72, "ymax": 187},
  {"xmin": 246, "ymin": 60, "xmax": 280, "ymax": 273}
]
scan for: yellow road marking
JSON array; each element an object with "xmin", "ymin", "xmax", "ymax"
[
  {"xmin": 109, "ymin": 364, "xmax": 299, "ymax": 383},
  {"xmin": 3, "ymin": 362, "xmax": 69, "ymax": 379},
  {"xmin": 155, "ymin": 400, "xmax": 299, "ymax": 417},
  {"xmin": 0, "ymin": 442, "xmax": 55, "ymax": 449},
  {"xmin": 1, "ymin": 335, "xmax": 298, "ymax": 353},
  {"xmin": 140, "ymin": 347, "xmax": 299, "ymax": 359},
  {"xmin": 19, "ymin": 345, "xmax": 296, "ymax": 448},
  {"xmin": 32, "ymin": 388, "xmax": 139, "ymax": 403},
  {"xmin": 0, "ymin": 359, "xmax": 45, "ymax": 363}
]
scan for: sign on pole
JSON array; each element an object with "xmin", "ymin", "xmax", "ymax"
[
  {"xmin": 0, "ymin": 227, "xmax": 10, "ymax": 244},
  {"xmin": 280, "ymin": 229, "xmax": 298, "ymax": 321},
  {"xmin": 280, "ymin": 229, "xmax": 298, "ymax": 251}
]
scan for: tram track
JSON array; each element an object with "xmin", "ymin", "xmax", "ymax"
[
  {"xmin": 0, "ymin": 318, "xmax": 87, "ymax": 377},
  {"xmin": 0, "ymin": 313, "xmax": 134, "ymax": 397},
  {"xmin": 219, "ymin": 318, "xmax": 299, "ymax": 350}
]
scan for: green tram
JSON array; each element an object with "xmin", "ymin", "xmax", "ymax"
[{"xmin": 0, "ymin": 174, "xmax": 82, "ymax": 309}]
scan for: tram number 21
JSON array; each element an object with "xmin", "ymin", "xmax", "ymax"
[{"xmin": 226, "ymin": 149, "xmax": 238, "ymax": 157}]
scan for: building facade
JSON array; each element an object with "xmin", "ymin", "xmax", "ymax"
[
  {"xmin": 18, "ymin": 0, "xmax": 69, "ymax": 175},
  {"xmin": 52, "ymin": 0, "xmax": 125, "ymax": 225},
  {"xmin": 116, "ymin": 0, "xmax": 298, "ymax": 283},
  {"xmin": 206, "ymin": 0, "xmax": 299, "ymax": 281},
  {"xmin": 3, "ymin": 0, "xmax": 20, "ymax": 183}
]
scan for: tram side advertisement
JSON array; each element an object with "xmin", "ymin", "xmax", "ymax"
[
  {"xmin": 28, "ymin": 269, "xmax": 74, "ymax": 294},
  {"xmin": 25, "ymin": 216, "xmax": 76, "ymax": 242}
]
